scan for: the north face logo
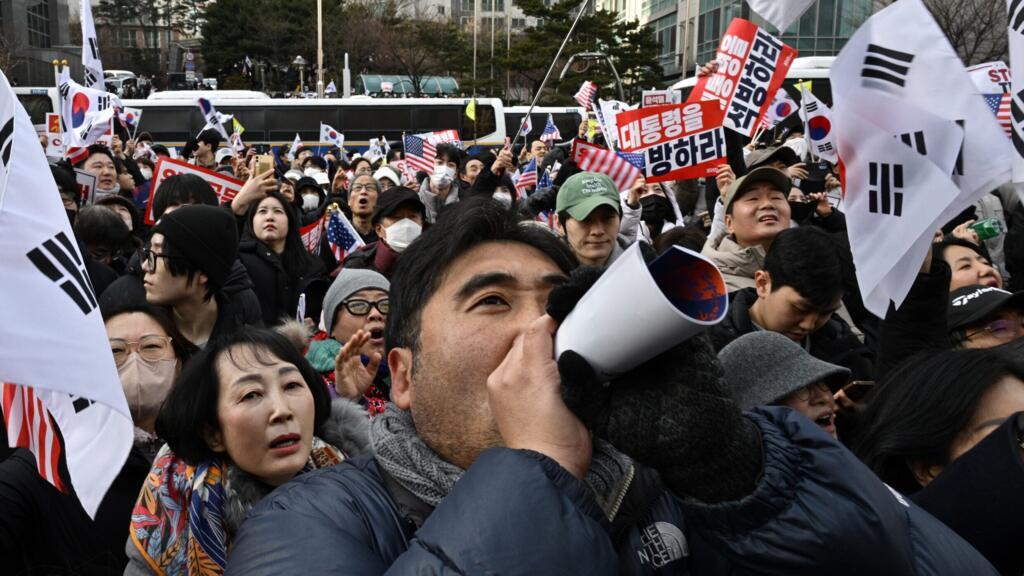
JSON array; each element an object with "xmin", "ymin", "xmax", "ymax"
[{"xmin": 638, "ymin": 521, "xmax": 688, "ymax": 568}]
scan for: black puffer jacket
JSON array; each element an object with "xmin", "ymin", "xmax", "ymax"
[
  {"xmin": 238, "ymin": 239, "xmax": 329, "ymax": 326},
  {"xmin": 225, "ymin": 408, "xmax": 996, "ymax": 575},
  {"xmin": 710, "ymin": 287, "xmax": 875, "ymax": 380}
]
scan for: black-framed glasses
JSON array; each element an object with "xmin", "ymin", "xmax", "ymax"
[
  {"xmin": 109, "ymin": 335, "xmax": 173, "ymax": 366},
  {"xmin": 966, "ymin": 317, "xmax": 1024, "ymax": 341},
  {"xmin": 141, "ymin": 247, "xmax": 182, "ymax": 271},
  {"xmin": 340, "ymin": 298, "xmax": 389, "ymax": 316}
]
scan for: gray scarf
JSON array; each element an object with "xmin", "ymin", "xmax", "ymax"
[{"xmin": 370, "ymin": 404, "xmax": 633, "ymax": 519}]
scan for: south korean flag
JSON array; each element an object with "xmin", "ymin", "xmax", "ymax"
[
  {"xmin": 834, "ymin": 96, "xmax": 963, "ymax": 317},
  {"xmin": 832, "ymin": 0, "xmax": 1013, "ymax": 205}
]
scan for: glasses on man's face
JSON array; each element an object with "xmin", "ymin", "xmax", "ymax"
[
  {"xmin": 140, "ymin": 247, "xmax": 180, "ymax": 271},
  {"xmin": 967, "ymin": 317, "xmax": 1024, "ymax": 341},
  {"xmin": 109, "ymin": 335, "xmax": 173, "ymax": 366},
  {"xmin": 793, "ymin": 381, "xmax": 831, "ymax": 403},
  {"xmin": 341, "ymin": 298, "xmax": 389, "ymax": 316},
  {"xmin": 350, "ymin": 184, "xmax": 374, "ymax": 192}
]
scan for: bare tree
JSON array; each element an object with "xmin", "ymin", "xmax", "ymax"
[{"xmin": 873, "ymin": 0, "xmax": 1008, "ymax": 65}]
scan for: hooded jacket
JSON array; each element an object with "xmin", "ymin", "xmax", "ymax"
[
  {"xmin": 701, "ymin": 229, "xmax": 767, "ymax": 293},
  {"xmin": 224, "ymin": 407, "xmax": 996, "ymax": 575},
  {"xmin": 238, "ymin": 239, "xmax": 329, "ymax": 326}
]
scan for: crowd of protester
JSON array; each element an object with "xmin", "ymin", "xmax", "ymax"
[{"xmin": 4, "ymin": 72, "xmax": 1024, "ymax": 575}]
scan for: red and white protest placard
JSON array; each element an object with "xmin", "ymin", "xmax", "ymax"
[
  {"xmin": 641, "ymin": 89, "xmax": 679, "ymax": 107},
  {"xmin": 424, "ymin": 129, "xmax": 460, "ymax": 145},
  {"xmin": 73, "ymin": 169, "xmax": 97, "ymax": 205},
  {"xmin": 687, "ymin": 18, "xmax": 796, "ymax": 138},
  {"xmin": 638, "ymin": 101, "xmax": 727, "ymax": 183},
  {"xmin": 144, "ymin": 157, "xmax": 245, "ymax": 225},
  {"xmin": 617, "ymin": 103, "xmax": 711, "ymax": 152},
  {"xmin": 967, "ymin": 61, "xmax": 1012, "ymax": 94}
]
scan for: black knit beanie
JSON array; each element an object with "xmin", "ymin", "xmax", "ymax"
[{"xmin": 152, "ymin": 205, "xmax": 237, "ymax": 290}]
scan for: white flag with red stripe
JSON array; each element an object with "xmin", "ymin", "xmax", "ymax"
[
  {"xmin": 574, "ymin": 81, "xmax": 598, "ymax": 107},
  {"xmin": 0, "ymin": 70, "xmax": 132, "ymax": 517}
]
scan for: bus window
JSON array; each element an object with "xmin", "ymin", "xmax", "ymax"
[
  {"xmin": 458, "ymin": 104, "xmax": 496, "ymax": 142},
  {"xmin": 505, "ymin": 111, "xmax": 582, "ymax": 141},
  {"xmin": 343, "ymin": 105, "xmax": 414, "ymax": 141},
  {"xmin": 17, "ymin": 94, "xmax": 53, "ymax": 126}
]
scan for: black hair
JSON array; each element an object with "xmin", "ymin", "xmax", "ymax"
[
  {"xmin": 196, "ymin": 128, "xmax": 223, "ymax": 148},
  {"xmin": 245, "ymin": 191, "xmax": 318, "ymax": 280},
  {"xmin": 935, "ymin": 238, "xmax": 993, "ymax": 269},
  {"xmin": 136, "ymin": 131, "xmax": 154, "ymax": 144},
  {"xmin": 158, "ymin": 233, "xmax": 217, "ymax": 302},
  {"xmin": 305, "ymin": 156, "xmax": 327, "ymax": 170},
  {"xmin": 152, "ymin": 174, "xmax": 218, "ymax": 220},
  {"xmin": 50, "ymin": 163, "xmax": 78, "ymax": 199},
  {"xmin": 74, "ymin": 144, "xmax": 115, "ymax": 169},
  {"xmin": 434, "ymin": 143, "xmax": 462, "ymax": 167},
  {"xmin": 653, "ymin": 224, "xmax": 707, "ymax": 254},
  {"xmin": 853, "ymin": 349, "xmax": 1024, "ymax": 494},
  {"xmin": 155, "ymin": 329, "xmax": 331, "ymax": 465},
  {"xmin": 101, "ymin": 302, "xmax": 198, "ymax": 365},
  {"xmin": 350, "ymin": 157, "xmax": 373, "ymax": 174},
  {"xmin": 386, "ymin": 148, "xmax": 403, "ymax": 163},
  {"xmin": 762, "ymin": 226, "xmax": 844, "ymax": 310},
  {"xmin": 97, "ymin": 194, "xmax": 142, "ymax": 234},
  {"xmin": 385, "ymin": 198, "xmax": 577, "ymax": 354},
  {"xmin": 75, "ymin": 205, "xmax": 138, "ymax": 263},
  {"xmin": 151, "ymin": 144, "xmax": 170, "ymax": 157}
]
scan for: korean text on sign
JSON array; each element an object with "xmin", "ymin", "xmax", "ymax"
[
  {"xmin": 687, "ymin": 18, "xmax": 797, "ymax": 138},
  {"xmin": 616, "ymin": 104, "xmax": 707, "ymax": 152},
  {"xmin": 143, "ymin": 157, "xmax": 245, "ymax": 225},
  {"xmin": 635, "ymin": 100, "xmax": 726, "ymax": 183}
]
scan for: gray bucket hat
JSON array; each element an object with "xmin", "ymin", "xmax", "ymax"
[{"xmin": 718, "ymin": 331, "xmax": 850, "ymax": 410}]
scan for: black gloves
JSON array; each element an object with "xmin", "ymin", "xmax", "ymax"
[{"xmin": 548, "ymin": 266, "xmax": 763, "ymax": 504}]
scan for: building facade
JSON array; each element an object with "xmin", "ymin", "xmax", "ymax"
[
  {"xmin": 0, "ymin": 0, "xmax": 80, "ymax": 86},
  {"xmin": 598, "ymin": 0, "xmax": 874, "ymax": 83}
]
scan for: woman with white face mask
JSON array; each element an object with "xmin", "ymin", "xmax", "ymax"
[
  {"xmin": 418, "ymin": 143, "xmax": 464, "ymax": 224},
  {"xmin": 341, "ymin": 187, "xmax": 427, "ymax": 279}
]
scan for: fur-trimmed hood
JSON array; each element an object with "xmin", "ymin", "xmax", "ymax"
[{"xmin": 223, "ymin": 397, "xmax": 372, "ymax": 535}]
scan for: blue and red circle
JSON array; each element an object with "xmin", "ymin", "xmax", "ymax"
[
  {"xmin": 71, "ymin": 93, "xmax": 91, "ymax": 128},
  {"xmin": 809, "ymin": 116, "xmax": 831, "ymax": 141}
]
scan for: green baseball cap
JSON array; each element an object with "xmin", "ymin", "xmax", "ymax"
[
  {"xmin": 556, "ymin": 172, "xmax": 622, "ymax": 221},
  {"xmin": 723, "ymin": 166, "xmax": 792, "ymax": 214}
]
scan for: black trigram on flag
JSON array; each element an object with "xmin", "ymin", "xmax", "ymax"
[
  {"xmin": 898, "ymin": 131, "xmax": 927, "ymax": 156},
  {"xmin": 869, "ymin": 162, "xmax": 904, "ymax": 217},
  {"xmin": 0, "ymin": 115, "xmax": 13, "ymax": 171},
  {"xmin": 861, "ymin": 44, "xmax": 915, "ymax": 92},
  {"xmin": 817, "ymin": 142, "xmax": 834, "ymax": 153},
  {"xmin": 1011, "ymin": 0, "xmax": 1024, "ymax": 34},
  {"xmin": 26, "ymin": 232, "xmax": 98, "ymax": 315},
  {"xmin": 805, "ymin": 100, "xmax": 819, "ymax": 114}
]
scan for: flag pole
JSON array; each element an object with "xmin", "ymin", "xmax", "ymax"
[
  {"xmin": 52, "ymin": 60, "xmax": 64, "ymax": 156},
  {"xmin": 510, "ymin": 0, "xmax": 591, "ymax": 152},
  {"xmin": 798, "ymin": 81, "xmax": 818, "ymax": 164}
]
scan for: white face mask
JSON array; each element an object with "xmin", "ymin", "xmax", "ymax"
[
  {"xmin": 93, "ymin": 187, "xmax": 118, "ymax": 202},
  {"xmin": 118, "ymin": 354, "xmax": 177, "ymax": 425},
  {"xmin": 303, "ymin": 167, "xmax": 322, "ymax": 177},
  {"xmin": 302, "ymin": 193, "xmax": 320, "ymax": 211},
  {"xmin": 139, "ymin": 167, "xmax": 153, "ymax": 181},
  {"xmin": 430, "ymin": 164, "xmax": 455, "ymax": 188},
  {"xmin": 384, "ymin": 218, "xmax": 422, "ymax": 253},
  {"xmin": 492, "ymin": 191, "xmax": 513, "ymax": 208}
]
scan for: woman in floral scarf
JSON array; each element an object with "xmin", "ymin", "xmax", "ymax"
[{"xmin": 125, "ymin": 329, "xmax": 371, "ymax": 576}]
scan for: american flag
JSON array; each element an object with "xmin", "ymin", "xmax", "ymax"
[
  {"xmin": 574, "ymin": 80, "xmax": 598, "ymax": 108},
  {"xmin": 983, "ymin": 93, "xmax": 1013, "ymax": 138},
  {"xmin": 327, "ymin": 208, "xmax": 365, "ymax": 262},
  {"xmin": 404, "ymin": 133, "xmax": 436, "ymax": 175},
  {"xmin": 535, "ymin": 168, "xmax": 557, "ymax": 229},
  {"xmin": 3, "ymin": 383, "xmax": 65, "ymax": 492},
  {"xmin": 515, "ymin": 158, "xmax": 537, "ymax": 198},
  {"xmin": 540, "ymin": 113, "xmax": 561, "ymax": 143},
  {"xmin": 573, "ymin": 139, "xmax": 645, "ymax": 191},
  {"xmin": 299, "ymin": 214, "xmax": 325, "ymax": 254}
]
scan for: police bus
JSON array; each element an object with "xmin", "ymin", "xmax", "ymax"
[
  {"xmin": 503, "ymin": 106, "xmax": 585, "ymax": 143},
  {"xmin": 669, "ymin": 56, "xmax": 835, "ymax": 105},
  {"xmin": 15, "ymin": 88, "xmax": 506, "ymax": 151}
]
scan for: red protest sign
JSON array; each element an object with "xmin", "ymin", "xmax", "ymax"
[
  {"xmin": 617, "ymin": 103, "xmax": 709, "ymax": 152},
  {"xmin": 686, "ymin": 18, "xmax": 796, "ymax": 138},
  {"xmin": 144, "ymin": 157, "xmax": 245, "ymax": 225},
  {"xmin": 640, "ymin": 101, "xmax": 727, "ymax": 183}
]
